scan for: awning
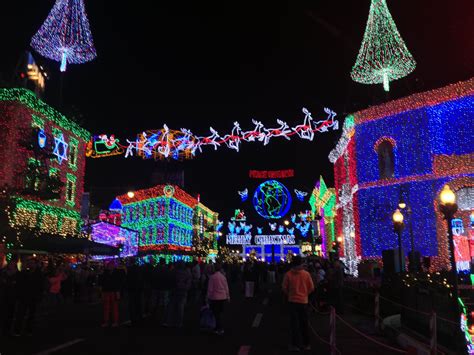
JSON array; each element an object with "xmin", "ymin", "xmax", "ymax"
[{"xmin": 17, "ymin": 236, "xmax": 119, "ymax": 255}]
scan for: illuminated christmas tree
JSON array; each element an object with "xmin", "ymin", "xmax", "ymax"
[
  {"xmin": 31, "ymin": 0, "xmax": 97, "ymax": 72},
  {"xmin": 350, "ymin": 0, "xmax": 416, "ymax": 92}
]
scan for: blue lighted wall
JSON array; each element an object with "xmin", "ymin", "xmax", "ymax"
[
  {"xmin": 245, "ymin": 246, "xmax": 263, "ymax": 255},
  {"xmin": 427, "ymin": 96, "xmax": 474, "ymax": 155},
  {"xmin": 358, "ymin": 180, "xmax": 441, "ymax": 257},
  {"xmin": 355, "ymin": 108, "xmax": 432, "ymax": 184},
  {"xmin": 264, "ymin": 245, "xmax": 281, "ymax": 254}
]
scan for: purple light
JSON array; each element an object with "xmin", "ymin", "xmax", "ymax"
[{"xmin": 90, "ymin": 222, "xmax": 138, "ymax": 260}]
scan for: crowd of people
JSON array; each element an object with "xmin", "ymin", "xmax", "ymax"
[{"xmin": 0, "ymin": 254, "xmax": 346, "ymax": 349}]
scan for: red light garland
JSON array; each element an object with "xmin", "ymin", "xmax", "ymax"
[
  {"xmin": 353, "ymin": 78, "xmax": 474, "ymax": 125},
  {"xmin": 117, "ymin": 184, "xmax": 198, "ymax": 208},
  {"xmin": 249, "ymin": 169, "xmax": 295, "ymax": 179}
]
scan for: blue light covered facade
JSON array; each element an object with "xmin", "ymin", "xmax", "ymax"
[{"xmin": 332, "ymin": 79, "xmax": 473, "ymax": 268}]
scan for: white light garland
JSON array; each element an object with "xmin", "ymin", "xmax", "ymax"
[
  {"xmin": 328, "ymin": 116, "xmax": 355, "ymax": 163},
  {"xmin": 122, "ymin": 107, "xmax": 338, "ymax": 159}
]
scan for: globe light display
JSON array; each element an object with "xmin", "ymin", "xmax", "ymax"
[{"xmin": 252, "ymin": 180, "xmax": 292, "ymax": 220}]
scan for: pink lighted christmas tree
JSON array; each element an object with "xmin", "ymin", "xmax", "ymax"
[{"xmin": 31, "ymin": 0, "xmax": 97, "ymax": 72}]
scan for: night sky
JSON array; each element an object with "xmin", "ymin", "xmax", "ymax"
[{"xmin": 1, "ymin": 0, "xmax": 473, "ymax": 220}]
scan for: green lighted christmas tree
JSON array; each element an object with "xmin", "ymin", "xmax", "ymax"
[{"xmin": 351, "ymin": 0, "xmax": 416, "ymax": 92}]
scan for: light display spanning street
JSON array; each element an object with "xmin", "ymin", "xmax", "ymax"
[{"xmin": 86, "ymin": 107, "xmax": 338, "ymax": 160}]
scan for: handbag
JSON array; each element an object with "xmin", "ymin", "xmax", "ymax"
[
  {"xmin": 245, "ymin": 281, "xmax": 255, "ymax": 298},
  {"xmin": 199, "ymin": 305, "xmax": 216, "ymax": 330}
]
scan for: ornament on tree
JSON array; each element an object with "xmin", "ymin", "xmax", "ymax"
[
  {"xmin": 350, "ymin": 0, "xmax": 416, "ymax": 92},
  {"xmin": 31, "ymin": 0, "xmax": 97, "ymax": 72}
]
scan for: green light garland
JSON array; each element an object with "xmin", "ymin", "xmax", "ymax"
[
  {"xmin": 68, "ymin": 137, "xmax": 79, "ymax": 171},
  {"xmin": 350, "ymin": 0, "xmax": 416, "ymax": 91},
  {"xmin": 0, "ymin": 88, "xmax": 90, "ymax": 141},
  {"xmin": 31, "ymin": 115, "xmax": 44, "ymax": 129},
  {"xmin": 65, "ymin": 173, "xmax": 76, "ymax": 207}
]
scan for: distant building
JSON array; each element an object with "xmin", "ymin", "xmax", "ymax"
[
  {"xmin": 194, "ymin": 201, "xmax": 219, "ymax": 259},
  {"xmin": 309, "ymin": 176, "xmax": 336, "ymax": 258},
  {"xmin": 0, "ymin": 88, "xmax": 90, "ymax": 241},
  {"xmin": 117, "ymin": 184, "xmax": 199, "ymax": 262},
  {"xmin": 15, "ymin": 52, "xmax": 48, "ymax": 99},
  {"xmin": 89, "ymin": 222, "xmax": 138, "ymax": 260},
  {"xmin": 329, "ymin": 78, "xmax": 474, "ymax": 271}
]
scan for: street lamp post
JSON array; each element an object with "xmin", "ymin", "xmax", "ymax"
[
  {"xmin": 438, "ymin": 185, "xmax": 459, "ymax": 296},
  {"xmin": 392, "ymin": 209, "xmax": 405, "ymax": 273},
  {"xmin": 399, "ymin": 198, "xmax": 416, "ymax": 272}
]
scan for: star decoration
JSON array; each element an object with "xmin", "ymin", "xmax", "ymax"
[{"xmin": 53, "ymin": 133, "xmax": 68, "ymax": 164}]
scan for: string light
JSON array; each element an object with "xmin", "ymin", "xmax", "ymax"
[
  {"xmin": 89, "ymin": 222, "xmax": 138, "ymax": 259},
  {"xmin": 238, "ymin": 188, "xmax": 249, "ymax": 202},
  {"xmin": 350, "ymin": 0, "xmax": 416, "ymax": 91},
  {"xmin": 352, "ymin": 78, "xmax": 474, "ymax": 125},
  {"xmin": 249, "ymin": 169, "xmax": 295, "ymax": 179},
  {"xmin": 118, "ymin": 185, "xmax": 199, "ymax": 256},
  {"xmin": 30, "ymin": 0, "xmax": 97, "ymax": 72},
  {"xmin": 0, "ymin": 88, "xmax": 89, "ymax": 242},
  {"xmin": 0, "ymin": 89, "xmax": 90, "ymax": 141},
  {"xmin": 331, "ymin": 78, "xmax": 473, "ymax": 271},
  {"xmin": 294, "ymin": 189, "xmax": 308, "ymax": 202},
  {"xmin": 332, "ymin": 129, "xmax": 361, "ymax": 275},
  {"xmin": 10, "ymin": 197, "xmax": 82, "ymax": 237},
  {"xmin": 90, "ymin": 108, "xmax": 338, "ymax": 160},
  {"xmin": 253, "ymin": 180, "xmax": 292, "ymax": 220}
]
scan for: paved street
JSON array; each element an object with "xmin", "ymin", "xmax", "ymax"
[{"xmin": 1, "ymin": 281, "xmax": 404, "ymax": 355}]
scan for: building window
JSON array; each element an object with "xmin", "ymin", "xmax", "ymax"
[
  {"xmin": 25, "ymin": 158, "xmax": 41, "ymax": 192},
  {"xmin": 376, "ymin": 140, "xmax": 395, "ymax": 179},
  {"xmin": 456, "ymin": 187, "xmax": 474, "ymax": 211},
  {"xmin": 68, "ymin": 137, "xmax": 78, "ymax": 170},
  {"xmin": 66, "ymin": 173, "xmax": 76, "ymax": 207},
  {"xmin": 48, "ymin": 168, "xmax": 61, "ymax": 200}
]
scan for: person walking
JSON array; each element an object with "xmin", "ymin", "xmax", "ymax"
[
  {"xmin": 142, "ymin": 263, "xmax": 153, "ymax": 316},
  {"xmin": 163, "ymin": 261, "xmax": 191, "ymax": 327},
  {"xmin": 268, "ymin": 262, "xmax": 277, "ymax": 285},
  {"xmin": 243, "ymin": 262, "xmax": 257, "ymax": 298},
  {"xmin": 151, "ymin": 259, "xmax": 166, "ymax": 318},
  {"xmin": 327, "ymin": 260, "xmax": 344, "ymax": 314},
  {"xmin": 282, "ymin": 255, "xmax": 314, "ymax": 352},
  {"xmin": 125, "ymin": 258, "xmax": 144, "ymax": 326},
  {"xmin": 47, "ymin": 268, "xmax": 66, "ymax": 306},
  {"xmin": 1, "ymin": 260, "xmax": 19, "ymax": 336},
  {"xmin": 207, "ymin": 263, "xmax": 230, "ymax": 335},
  {"xmin": 191, "ymin": 261, "xmax": 201, "ymax": 304},
  {"xmin": 99, "ymin": 261, "xmax": 122, "ymax": 327},
  {"xmin": 13, "ymin": 258, "xmax": 44, "ymax": 336}
]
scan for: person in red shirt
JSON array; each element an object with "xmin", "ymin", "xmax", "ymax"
[
  {"xmin": 282, "ymin": 256, "xmax": 314, "ymax": 352},
  {"xmin": 48, "ymin": 268, "xmax": 67, "ymax": 305}
]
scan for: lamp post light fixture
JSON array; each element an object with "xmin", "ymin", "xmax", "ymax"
[
  {"xmin": 284, "ymin": 220, "xmax": 290, "ymax": 226},
  {"xmin": 127, "ymin": 191, "xmax": 135, "ymax": 199},
  {"xmin": 438, "ymin": 185, "xmax": 459, "ymax": 297},
  {"xmin": 392, "ymin": 209, "xmax": 405, "ymax": 273},
  {"xmin": 398, "ymin": 197, "xmax": 416, "ymax": 272}
]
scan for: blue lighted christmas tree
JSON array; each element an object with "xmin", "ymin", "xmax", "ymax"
[{"xmin": 31, "ymin": 0, "xmax": 97, "ymax": 72}]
